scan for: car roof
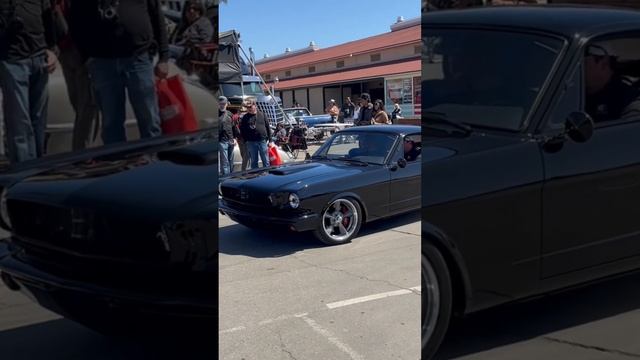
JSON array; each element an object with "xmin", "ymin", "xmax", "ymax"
[
  {"xmin": 341, "ymin": 125, "xmax": 421, "ymax": 135},
  {"xmin": 422, "ymin": 5, "xmax": 640, "ymax": 38}
]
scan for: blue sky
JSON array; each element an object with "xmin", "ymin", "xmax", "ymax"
[{"xmin": 220, "ymin": 0, "xmax": 420, "ymax": 63}]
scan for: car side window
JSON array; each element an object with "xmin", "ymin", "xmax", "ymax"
[
  {"xmin": 583, "ymin": 36, "xmax": 640, "ymax": 125},
  {"xmin": 403, "ymin": 133, "xmax": 422, "ymax": 162},
  {"xmin": 547, "ymin": 61, "xmax": 582, "ymax": 129}
]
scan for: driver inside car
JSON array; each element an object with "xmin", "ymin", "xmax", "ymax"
[
  {"xmin": 585, "ymin": 42, "xmax": 640, "ymax": 123},
  {"xmin": 404, "ymin": 138, "xmax": 421, "ymax": 162}
]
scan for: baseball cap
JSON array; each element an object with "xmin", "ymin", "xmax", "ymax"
[
  {"xmin": 218, "ymin": 96, "xmax": 228, "ymax": 104},
  {"xmin": 587, "ymin": 42, "xmax": 616, "ymax": 58}
]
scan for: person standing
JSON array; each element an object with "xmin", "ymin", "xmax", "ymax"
[
  {"xmin": 0, "ymin": 0, "xmax": 58, "ymax": 163},
  {"xmin": 356, "ymin": 93, "xmax": 373, "ymax": 126},
  {"xmin": 55, "ymin": 0, "xmax": 98, "ymax": 151},
  {"xmin": 341, "ymin": 96, "xmax": 355, "ymax": 123},
  {"xmin": 69, "ymin": 0, "xmax": 168, "ymax": 146},
  {"xmin": 326, "ymin": 99, "xmax": 339, "ymax": 123},
  {"xmin": 239, "ymin": 99, "xmax": 272, "ymax": 169},
  {"xmin": 391, "ymin": 103, "xmax": 402, "ymax": 124},
  {"xmin": 372, "ymin": 99, "xmax": 390, "ymax": 124},
  {"xmin": 218, "ymin": 96, "xmax": 239, "ymax": 175}
]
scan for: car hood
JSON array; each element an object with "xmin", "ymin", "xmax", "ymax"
[
  {"xmin": 222, "ymin": 161, "xmax": 374, "ymax": 192},
  {"xmin": 3, "ymin": 141, "xmax": 217, "ymax": 222}
]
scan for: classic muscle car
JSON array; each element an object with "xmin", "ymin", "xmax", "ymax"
[
  {"xmin": 0, "ymin": 129, "xmax": 217, "ymax": 335},
  {"xmin": 219, "ymin": 125, "xmax": 421, "ymax": 245},
  {"xmin": 422, "ymin": 6, "xmax": 640, "ymax": 359}
]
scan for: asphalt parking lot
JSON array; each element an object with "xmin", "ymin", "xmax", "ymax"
[
  {"xmin": 218, "ymin": 211, "xmax": 422, "ymax": 360},
  {"xmin": 0, "ymin": 228, "xmax": 215, "ymax": 359},
  {"xmin": 438, "ymin": 270, "xmax": 640, "ymax": 360}
]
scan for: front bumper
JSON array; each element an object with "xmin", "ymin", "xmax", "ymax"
[
  {"xmin": 218, "ymin": 199, "xmax": 319, "ymax": 232},
  {"xmin": 0, "ymin": 241, "xmax": 216, "ymax": 319}
]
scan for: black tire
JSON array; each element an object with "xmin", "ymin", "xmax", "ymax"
[
  {"xmin": 422, "ymin": 242, "xmax": 453, "ymax": 360},
  {"xmin": 313, "ymin": 197, "xmax": 362, "ymax": 245}
]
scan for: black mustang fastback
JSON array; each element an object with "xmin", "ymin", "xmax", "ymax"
[
  {"xmin": 219, "ymin": 125, "xmax": 421, "ymax": 245},
  {"xmin": 0, "ymin": 131, "xmax": 217, "ymax": 335},
  {"xmin": 422, "ymin": 6, "xmax": 640, "ymax": 359}
]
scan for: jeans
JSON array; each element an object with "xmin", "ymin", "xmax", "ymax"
[
  {"xmin": 0, "ymin": 53, "xmax": 49, "ymax": 163},
  {"xmin": 59, "ymin": 45, "xmax": 98, "ymax": 151},
  {"xmin": 219, "ymin": 140, "xmax": 235, "ymax": 175},
  {"xmin": 87, "ymin": 54, "xmax": 161, "ymax": 145},
  {"xmin": 247, "ymin": 140, "xmax": 269, "ymax": 169},
  {"xmin": 238, "ymin": 140, "xmax": 249, "ymax": 171}
]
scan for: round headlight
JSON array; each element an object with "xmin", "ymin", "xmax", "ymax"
[
  {"xmin": 218, "ymin": 182, "xmax": 223, "ymax": 196},
  {"xmin": 0, "ymin": 188, "xmax": 11, "ymax": 229},
  {"xmin": 288, "ymin": 193, "xmax": 300, "ymax": 209}
]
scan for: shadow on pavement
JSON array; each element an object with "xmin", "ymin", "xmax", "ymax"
[
  {"xmin": 0, "ymin": 318, "xmax": 216, "ymax": 359},
  {"xmin": 437, "ymin": 270, "xmax": 640, "ymax": 359},
  {"xmin": 219, "ymin": 210, "xmax": 420, "ymax": 258}
]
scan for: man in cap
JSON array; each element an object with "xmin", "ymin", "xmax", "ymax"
[
  {"xmin": 219, "ymin": 96, "xmax": 239, "ymax": 175},
  {"xmin": 585, "ymin": 42, "xmax": 640, "ymax": 123}
]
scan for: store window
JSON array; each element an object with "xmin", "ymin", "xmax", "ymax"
[{"xmin": 385, "ymin": 76, "xmax": 421, "ymax": 117}]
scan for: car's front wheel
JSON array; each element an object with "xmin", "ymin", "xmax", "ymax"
[
  {"xmin": 313, "ymin": 197, "xmax": 362, "ymax": 245},
  {"xmin": 422, "ymin": 243, "xmax": 453, "ymax": 360}
]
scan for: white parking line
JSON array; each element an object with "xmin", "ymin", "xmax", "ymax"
[
  {"xmin": 219, "ymin": 287, "xmax": 420, "ymax": 335},
  {"xmin": 258, "ymin": 312, "xmax": 309, "ymax": 325},
  {"xmin": 326, "ymin": 286, "xmax": 421, "ymax": 309},
  {"xmin": 219, "ymin": 326, "xmax": 246, "ymax": 334},
  {"xmin": 301, "ymin": 315, "xmax": 365, "ymax": 360}
]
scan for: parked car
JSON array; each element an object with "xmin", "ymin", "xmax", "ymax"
[
  {"xmin": 0, "ymin": 129, "xmax": 217, "ymax": 335},
  {"xmin": 229, "ymin": 142, "xmax": 295, "ymax": 173},
  {"xmin": 219, "ymin": 125, "xmax": 421, "ymax": 245},
  {"xmin": 41, "ymin": 62, "xmax": 217, "ymax": 157},
  {"xmin": 422, "ymin": 6, "xmax": 640, "ymax": 359}
]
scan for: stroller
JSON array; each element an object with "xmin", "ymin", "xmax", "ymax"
[{"xmin": 281, "ymin": 125, "xmax": 308, "ymax": 159}]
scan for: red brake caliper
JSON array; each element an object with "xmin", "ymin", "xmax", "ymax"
[{"xmin": 341, "ymin": 205, "xmax": 350, "ymax": 227}]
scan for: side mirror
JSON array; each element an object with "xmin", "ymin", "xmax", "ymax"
[
  {"xmin": 397, "ymin": 158, "xmax": 407, "ymax": 168},
  {"xmin": 565, "ymin": 112, "xmax": 594, "ymax": 143}
]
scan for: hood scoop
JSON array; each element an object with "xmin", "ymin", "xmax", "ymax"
[{"xmin": 268, "ymin": 164, "xmax": 317, "ymax": 176}]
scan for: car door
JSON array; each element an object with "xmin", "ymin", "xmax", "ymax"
[
  {"xmin": 388, "ymin": 133, "xmax": 421, "ymax": 214},
  {"xmin": 541, "ymin": 34, "xmax": 640, "ymax": 278}
]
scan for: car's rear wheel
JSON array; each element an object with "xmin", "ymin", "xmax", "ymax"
[
  {"xmin": 422, "ymin": 243, "xmax": 453, "ymax": 360},
  {"xmin": 313, "ymin": 197, "xmax": 362, "ymax": 245}
]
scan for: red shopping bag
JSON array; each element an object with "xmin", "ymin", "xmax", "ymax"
[
  {"xmin": 156, "ymin": 75, "xmax": 198, "ymax": 134},
  {"xmin": 268, "ymin": 144, "xmax": 283, "ymax": 166}
]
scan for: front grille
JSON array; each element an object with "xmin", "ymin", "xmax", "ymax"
[
  {"xmin": 256, "ymin": 100, "xmax": 284, "ymax": 127},
  {"xmin": 220, "ymin": 186, "xmax": 270, "ymax": 206},
  {"xmin": 7, "ymin": 200, "xmax": 166, "ymax": 262}
]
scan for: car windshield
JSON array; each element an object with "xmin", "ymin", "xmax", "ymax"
[
  {"xmin": 221, "ymin": 82, "xmax": 265, "ymax": 97},
  {"xmin": 314, "ymin": 132, "xmax": 398, "ymax": 165},
  {"xmin": 423, "ymin": 28, "xmax": 565, "ymax": 131}
]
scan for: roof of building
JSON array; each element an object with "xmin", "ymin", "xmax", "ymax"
[
  {"xmin": 272, "ymin": 59, "xmax": 420, "ymax": 90},
  {"xmin": 256, "ymin": 25, "xmax": 420, "ymax": 74}
]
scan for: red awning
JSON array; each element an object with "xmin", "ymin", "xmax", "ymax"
[
  {"xmin": 256, "ymin": 26, "xmax": 420, "ymax": 73},
  {"xmin": 273, "ymin": 59, "xmax": 421, "ymax": 90}
]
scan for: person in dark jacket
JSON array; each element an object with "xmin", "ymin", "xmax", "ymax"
[
  {"xmin": 55, "ymin": 0, "xmax": 98, "ymax": 151},
  {"xmin": 169, "ymin": 0, "xmax": 213, "ymax": 60},
  {"xmin": 0, "ymin": 0, "xmax": 58, "ymax": 164},
  {"xmin": 239, "ymin": 98, "xmax": 272, "ymax": 169},
  {"xmin": 69, "ymin": 0, "xmax": 168, "ymax": 145},
  {"xmin": 218, "ymin": 96, "xmax": 239, "ymax": 175},
  {"xmin": 356, "ymin": 93, "xmax": 374, "ymax": 126}
]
